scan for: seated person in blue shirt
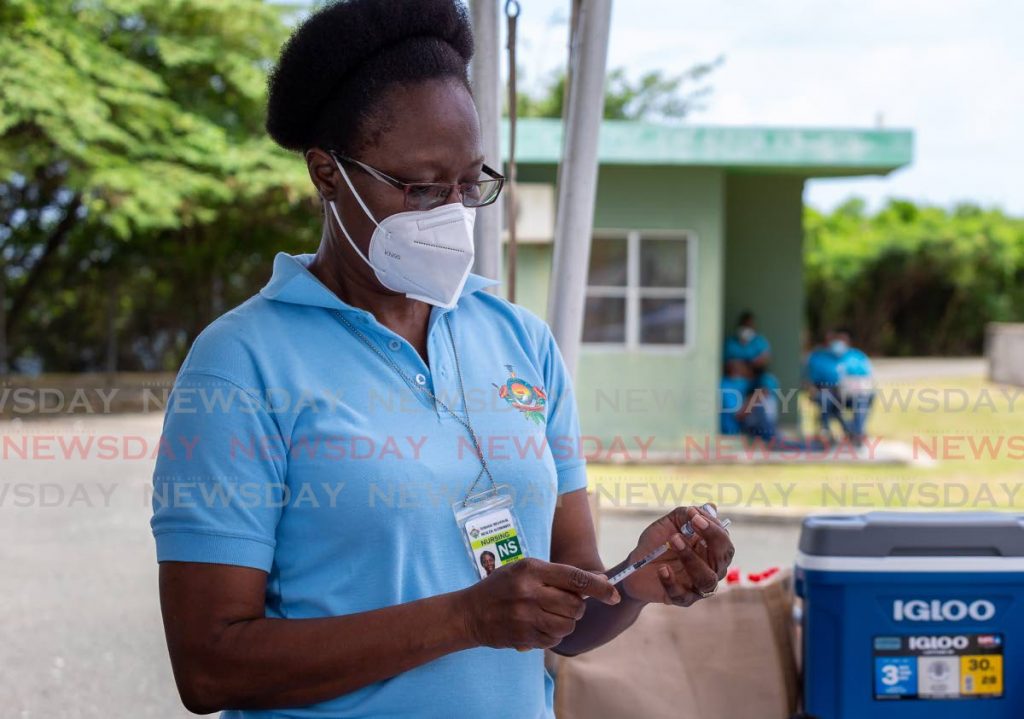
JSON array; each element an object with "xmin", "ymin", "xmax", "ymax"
[
  {"xmin": 724, "ymin": 310, "xmax": 779, "ymax": 391},
  {"xmin": 149, "ymin": 3, "xmax": 735, "ymax": 718},
  {"xmin": 721, "ymin": 360, "xmax": 816, "ymax": 451},
  {"xmin": 720, "ymin": 359, "xmax": 753, "ymax": 436},
  {"xmin": 741, "ymin": 381, "xmax": 783, "ymax": 444},
  {"xmin": 805, "ymin": 328, "xmax": 875, "ymax": 447},
  {"xmin": 724, "ymin": 310, "xmax": 770, "ymax": 369}
]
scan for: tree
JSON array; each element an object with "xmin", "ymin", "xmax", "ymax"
[
  {"xmin": 516, "ymin": 56, "xmax": 724, "ymax": 122},
  {"xmin": 805, "ymin": 199, "xmax": 1024, "ymax": 356},
  {"xmin": 0, "ymin": 0, "xmax": 311, "ymax": 372}
]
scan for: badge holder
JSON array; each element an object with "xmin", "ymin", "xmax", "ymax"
[{"xmin": 453, "ymin": 485, "xmax": 529, "ymax": 580}]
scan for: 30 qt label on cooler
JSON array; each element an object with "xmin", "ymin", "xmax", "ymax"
[{"xmin": 873, "ymin": 633, "xmax": 1003, "ymax": 701}]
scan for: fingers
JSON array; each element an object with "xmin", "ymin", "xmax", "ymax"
[
  {"xmin": 512, "ymin": 629, "xmax": 564, "ymax": 651},
  {"xmin": 686, "ymin": 506, "xmax": 735, "ymax": 579},
  {"xmin": 534, "ymin": 607, "xmax": 577, "ymax": 639},
  {"xmin": 656, "ymin": 565, "xmax": 701, "ymax": 607},
  {"xmin": 538, "ymin": 562, "xmax": 621, "ymax": 605},
  {"xmin": 531, "ymin": 629, "xmax": 564, "ymax": 650},
  {"xmin": 668, "ymin": 533, "xmax": 720, "ymax": 596},
  {"xmin": 536, "ymin": 586, "xmax": 587, "ymax": 620},
  {"xmin": 667, "ymin": 505, "xmax": 693, "ymax": 533},
  {"xmin": 700, "ymin": 502, "xmax": 720, "ymax": 522},
  {"xmin": 477, "ymin": 559, "xmax": 612, "ymax": 651}
]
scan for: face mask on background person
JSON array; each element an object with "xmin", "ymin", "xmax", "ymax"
[
  {"xmin": 738, "ymin": 326, "xmax": 756, "ymax": 343},
  {"xmin": 327, "ymin": 158, "xmax": 476, "ymax": 309},
  {"xmin": 830, "ymin": 340, "xmax": 849, "ymax": 356}
]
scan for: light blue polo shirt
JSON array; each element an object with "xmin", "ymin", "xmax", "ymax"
[
  {"xmin": 723, "ymin": 333, "xmax": 770, "ymax": 364},
  {"xmin": 806, "ymin": 347, "xmax": 873, "ymax": 386},
  {"xmin": 150, "ymin": 252, "xmax": 588, "ymax": 718},
  {"xmin": 838, "ymin": 347, "xmax": 873, "ymax": 378},
  {"xmin": 718, "ymin": 376, "xmax": 752, "ymax": 435},
  {"xmin": 806, "ymin": 348, "xmax": 840, "ymax": 386}
]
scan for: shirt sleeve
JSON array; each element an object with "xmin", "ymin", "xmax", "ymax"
[
  {"xmin": 537, "ymin": 327, "xmax": 588, "ymax": 495},
  {"xmin": 723, "ymin": 338, "xmax": 739, "ymax": 361},
  {"xmin": 150, "ymin": 370, "xmax": 288, "ymax": 572},
  {"xmin": 854, "ymin": 350, "xmax": 873, "ymax": 376}
]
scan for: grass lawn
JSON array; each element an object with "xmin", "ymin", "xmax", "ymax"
[{"xmin": 587, "ymin": 375, "xmax": 1024, "ymax": 513}]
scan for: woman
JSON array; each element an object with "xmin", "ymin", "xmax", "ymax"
[{"xmin": 151, "ymin": 2, "xmax": 734, "ymax": 717}]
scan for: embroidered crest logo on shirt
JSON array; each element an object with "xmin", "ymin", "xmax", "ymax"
[{"xmin": 494, "ymin": 364, "xmax": 547, "ymax": 424}]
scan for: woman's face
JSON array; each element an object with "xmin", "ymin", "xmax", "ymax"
[{"xmin": 310, "ymin": 78, "xmax": 484, "ymax": 292}]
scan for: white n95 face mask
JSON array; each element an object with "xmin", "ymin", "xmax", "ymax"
[{"xmin": 327, "ymin": 158, "xmax": 476, "ymax": 309}]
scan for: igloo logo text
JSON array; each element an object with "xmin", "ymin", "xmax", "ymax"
[{"xmin": 893, "ymin": 599, "xmax": 996, "ymax": 622}]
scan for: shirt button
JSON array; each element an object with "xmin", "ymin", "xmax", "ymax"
[
  {"xmin": 388, "ymin": 339, "xmax": 401, "ymax": 351},
  {"xmin": 415, "ymin": 373, "xmax": 427, "ymax": 386}
]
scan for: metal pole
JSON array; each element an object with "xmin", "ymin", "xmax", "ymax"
[
  {"xmin": 0, "ymin": 268, "xmax": 7, "ymax": 376},
  {"xmin": 504, "ymin": 0, "xmax": 520, "ymax": 303},
  {"xmin": 469, "ymin": 0, "xmax": 502, "ymax": 286},
  {"xmin": 546, "ymin": 0, "xmax": 612, "ymax": 377}
]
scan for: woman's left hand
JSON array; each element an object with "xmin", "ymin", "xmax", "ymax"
[{"xmin": 621, "ymin": 505, "xmax": 734, "ymax": 606}]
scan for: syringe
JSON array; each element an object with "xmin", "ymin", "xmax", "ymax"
[{"xmin": 608, "ymin": 518, "xmax": 731, "ymax": 586}]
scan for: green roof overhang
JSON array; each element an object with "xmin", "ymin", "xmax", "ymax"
[{"xmin": 502, "ymin": 118, "xmax": 913, "ymax": 177}]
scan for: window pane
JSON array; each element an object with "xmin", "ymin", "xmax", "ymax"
[
  {"xmin": 640, "ymin": 297, "xmax": 687, "ymax": 344},
  {"xmin": 587, "ymin": 237, "xmax": 628, "ymax": 287},
  {"xmin": 583, "ymin": 296, "xmax": 626, "ymax": 343},
  {"xmin": 639, "ymin": 238, "xmax": 687, "ymax": 288}
]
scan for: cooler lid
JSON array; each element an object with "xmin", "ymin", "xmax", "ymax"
[{"xmin": 799, "ymin": 512, "xmax": 1024, "ymax": 558}]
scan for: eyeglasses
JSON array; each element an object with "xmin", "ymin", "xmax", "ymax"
[{"xmin": 331, "ymin": 152, "xmax": 505, "ymax": 211}]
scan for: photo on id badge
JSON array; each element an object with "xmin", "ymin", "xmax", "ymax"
[{"xmin": 454, "ymin": 488, "xmax": 529, "ymax": 580}]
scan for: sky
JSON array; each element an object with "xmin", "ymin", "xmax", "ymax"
[
  {"xmin": 283, "ymin": 1, "xmax": 1024, "ymax": 214},
  {"xmin": 508, "ymin": 0, "xmax": 1024, "ymax": 214}
]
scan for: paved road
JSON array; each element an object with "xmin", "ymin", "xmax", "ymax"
[
  {"xmin": 2, "ymin": 414, "xmax": 192, "ymax": 718},
  {"xmin": 1, "ymin": 413, "xmax": 801, "ymax": 718}
]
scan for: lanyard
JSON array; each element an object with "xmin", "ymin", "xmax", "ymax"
[{"xmin": 333, "ymin": 311, "xmax": 498, "ymax": 506}]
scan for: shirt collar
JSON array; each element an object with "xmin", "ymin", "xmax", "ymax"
[{"xmin": 259, "ymin": 252, "xmax": 500, "ymax": 312}]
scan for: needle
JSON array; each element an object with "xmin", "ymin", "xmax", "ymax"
[
  {"xmin": 607, "ymin": 518, "xmax": 731, "ymax": 586},
  {"xmin": 515, "ymin": 517, "xmax": 733, "ymax": 649}
]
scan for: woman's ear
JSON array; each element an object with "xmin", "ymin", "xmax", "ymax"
[{"xmin": 305, "ymin": 148, "xmax": 339, "ymax": 200}]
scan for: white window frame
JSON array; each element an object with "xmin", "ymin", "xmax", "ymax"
[{"xmin": 582, "ymin": 229, "xmax": 697, "ymax": 354}]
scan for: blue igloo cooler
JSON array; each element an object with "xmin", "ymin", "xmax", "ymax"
[{"xmin": 796, "ymin": 512, "xmax": 1024, "ymax": 718}]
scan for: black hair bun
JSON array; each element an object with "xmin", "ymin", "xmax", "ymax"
[{"xmin": 267, "ymin": 0, "xmax": 474, "ymax": 152}]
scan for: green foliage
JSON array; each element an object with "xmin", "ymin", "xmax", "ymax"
[
  {"xmin": 1, "ymin": 0, "xmax": 315, "ymax": 372},
  {"xmin": 805, "ymin": 199, "xmax": 1024, "ymax": 356},
  {"xmin": 4, "ymin": 3, "xmax": 1017, "ymax": 371},
  {"xmin": 516, "ymin": 57, "xmax": 723, "ymax": 122},
  {"xmin": 0, "ymin": 0, "xmax": 304, "ymax": 234}
]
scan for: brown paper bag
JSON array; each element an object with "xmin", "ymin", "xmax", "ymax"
[{"xmin": 554, "ymin": 569, "xmax": 798, "ymax": 719}]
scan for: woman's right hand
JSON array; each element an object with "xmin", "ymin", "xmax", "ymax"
[{"xmin": 458, "ymin": 557, "xmax": 620, "ymax": 650}]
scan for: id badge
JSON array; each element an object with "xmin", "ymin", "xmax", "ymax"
[{"xmin": 453, "ymin": 486, "xmax": 529, "ymax": 580}]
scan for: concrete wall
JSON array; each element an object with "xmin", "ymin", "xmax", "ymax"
[
  {"xmin": 510, "ymin": 164, "xmax": 724, "ymax": 450},
  {"xmin": 723, "ymin": 174, "xmax": 806, "ymax": 423},
  {"xmin": 986, "ymin": 323, "xmax": 1024, "ymax": 387}
]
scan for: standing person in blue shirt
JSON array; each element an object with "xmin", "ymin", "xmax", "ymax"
[
  {"xmin": 150, "ymin": 2, "xmax": 734, "ymax": 718},
  {"xmin": 805, "ymin": 328, "xmax": 875, "ymax": 447}
]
